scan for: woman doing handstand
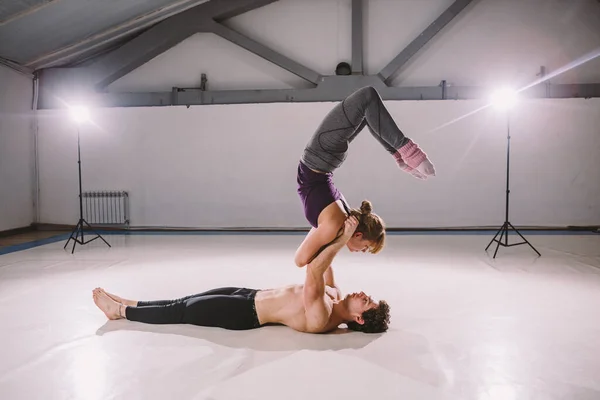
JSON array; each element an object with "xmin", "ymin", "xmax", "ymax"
[{"xmin": 295, "ymin": 86, "xmax": 435, "ymax": 267}]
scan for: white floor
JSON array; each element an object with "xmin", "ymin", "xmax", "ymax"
[{"xmin": 1, "ymin": 232, "xmax": 599, "ymax": 400}]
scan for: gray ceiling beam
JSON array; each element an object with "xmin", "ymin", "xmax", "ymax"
[
  {"xmin": 86, "ymin": 21, "xmax": 197, "ymax": 91},
  {"xmin": 0, "ymin": 57, "xmax": 33, "ymax": 77},
  {"xmin": 83, "ymin": 83, "xmax": 600, "ymax": 109},
  {"xmin": 378, "ymin": 0, "xmax": 475, "ymax": 84},
  {"xmin": 209, "ymin": 21, "xmax": 321, "ymax": 85},
  {"xmin": 37, "ymin": 69, "xmax": 600, "ymax": 109},
  {"xmin": 84, "ymin": 0, "xmax": 277, "ymax": 90},
  {"xmin": 351, "ymin": 0, "xmax": 363, "ymax": 74},
  {"xmin": 26, "ymin": 0, "xmax": 212, "ymax": 70},
  {"xmin": 209, "ymin": 0, "xmax": 278, "ymax": 21},
  {"xmin": 542, "ymin": 83, "xmax": 600, "ymax": 99},
  {"xmin": 0, "ymin": 0, "xmax": 61, "ymax": 26},
  {"xmin": 81, "ymin": 85, "xmax": 481, "ymax": 108}
]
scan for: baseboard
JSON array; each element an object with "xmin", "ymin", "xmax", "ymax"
[
  {"xmin": 32, "ymin": 223, "xmax": 75, "ymax": 231},
  {"xmin": 0, "ymin": 225, "xmax": 35, "ymax": 237},
  {"xmin": 32, "ymin": 222, "xmax": 127, "ymax": 232},
  {"xmin": 28, "ymin": 223, "xmax": 600, "ymax": 233}
]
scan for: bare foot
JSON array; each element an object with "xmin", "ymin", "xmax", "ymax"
[
  {"xmin": 98, "ymin": 288, "xmax": 138, "ymax": 307},
  {"xmin": 93, "ymin": 288, "xmax": 123, "ymax": 320}
]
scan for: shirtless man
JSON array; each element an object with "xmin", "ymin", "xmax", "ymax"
[{"xmin": 93, "ymin": 216, "xmax": 390, "ymax": 334}]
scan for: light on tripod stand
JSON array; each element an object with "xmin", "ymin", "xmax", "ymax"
[
  {"xmin": 69, "ymin": 105, "xmax": 90, "ymax": 124},
  {"xmin": 63, "ymin": 104, "xmax": 111, "ymax": 254},
  {"xmin": 485, "ymin": 87, "xmax": 541, "ymax": 258},
  {"xmin": 490, "ymin": 88, "xmax": 518, "ymax": 110}
]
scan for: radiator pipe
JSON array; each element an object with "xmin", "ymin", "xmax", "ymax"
[{"xmin": 32, "ymin": 71, "xmax": 40, "ymax": 224}]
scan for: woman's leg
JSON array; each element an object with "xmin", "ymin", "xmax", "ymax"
[
  {"xmin": 300, "ymin": 86, "xmax": 435, "ymax": 177},
  {"xmin": 364, "ymin": 119, "xmax": 430, "ymax": 180}
]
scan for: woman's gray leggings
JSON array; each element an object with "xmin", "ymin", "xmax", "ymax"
[{"xmin": 300, "ymin": 86, "xmax": 410, "ymax": 173}]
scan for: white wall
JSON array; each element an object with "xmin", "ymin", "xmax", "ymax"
[
  {"xmin": 0, "ymin": 65, "xmax": 34, "ymax": 231},
  {"xmin": 36, "ymin": 97, "xmax": 600, "ymax": 228},
  {"xmin": 108, "ymin": 0, "xmax": 600, "ymax": 92},
  {"xmin": 35, "ymin": 0, "xmax": 600, "ymax": 229}
]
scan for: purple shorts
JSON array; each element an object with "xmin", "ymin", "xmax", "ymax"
[{"xmin": 297, "ymin": 161, "xmax": 344, "ymax": 228}]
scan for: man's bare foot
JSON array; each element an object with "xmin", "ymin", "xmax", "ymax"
[
  {"xmin": 93, "ymin": 288, "xmax": 124, "ymax": 320},
  {"xmin": 98, "ymin": 288, "xmax": 138, "ymax": 307}
]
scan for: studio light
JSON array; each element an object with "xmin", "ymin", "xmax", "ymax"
[
  {"xmin": 485, "ymin": 88, "xmax": 540, "ymax": 258},
  {"xmin": 69, "ymin": 105, "xmax": 90, "ymax": 124},
  {"xmin": 63, "ymin": 105, "xmax": 111, "ymax": 253},
  {"xmin": 490, "ymin": 88, "xmax": 518, "ymax": 110}
]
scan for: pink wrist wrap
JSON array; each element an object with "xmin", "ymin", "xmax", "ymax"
[
  {"xmin": 395, "ymin": 139, "xmax": 427, "ymax": 169},
  {"xmin": 392, "ymin": 152, "xmax": 412, "ymax": 171}
]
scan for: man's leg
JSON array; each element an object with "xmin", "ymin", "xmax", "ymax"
[
  {"xmin": 100, "ymin": 287, "xmax": 241, "ymax": 307},
  {"xmin": 126, "ymin": 291, "xmax": 258, "ymax": 330},
  {"xmin": 94, "ymin": 288, "xmax": 259, "ymax": 330},
  {"xmin": 93, "ymin": 289, "xmax": 128, "ymax": 320},
  {"xmin": 300, "ymin": 86, "xmax": 435, "ymax": 178},
  {"xmin": 180, "ymin": 291, "xmax": 259, "ymax": 330},
  {"xmin": 135, "ymin": 287, "xmax": 243, "ymax": 307},
  {"xmin": 101, "ymin": 289, "xmax": 138, "ymax": 306}
]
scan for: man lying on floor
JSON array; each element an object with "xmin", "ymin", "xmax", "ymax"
[{"xmin": 93, "ymin": 216, "xmax": 390, "ymax": 334}]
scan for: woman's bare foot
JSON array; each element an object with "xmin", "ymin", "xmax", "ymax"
[
  {"xmin": 98, "ymin": 288, "xmax": 138, "ymax": 307},
  {"xmin": 93, "ymin": 288, "xmax": 124, "ymax": 320}
]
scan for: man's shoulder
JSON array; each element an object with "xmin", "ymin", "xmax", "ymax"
[
  {"xmin": 313, "ymin": 311, "xmax": 343, "ymax": 334},
  {"xmin": 303, "ymin": 292, "xmax": 336, "ymax": 332}
]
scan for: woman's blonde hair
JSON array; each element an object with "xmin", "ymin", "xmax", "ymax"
[{"xmin": 348, "ymin": 200, "xmax": 386, "ymax": 254}]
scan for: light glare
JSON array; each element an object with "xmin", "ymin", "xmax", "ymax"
[
  {"xmin": 69, "ymin": 106, "xmax": 90, "ymax": 123},
  {"xmin": 490, "ymin": 88, "xmax": 518, "ymax": 110}
]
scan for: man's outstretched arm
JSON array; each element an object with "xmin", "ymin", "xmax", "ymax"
[
  {"xmin": 303, "ymin": 217, "xmax": 358, "ymax": 330},
  {"xmin": 323, "ymin": 265, "xmax": 342, "ymax": 300},
  {"xmin": 304, "ymin": 241, "xmax": 345, "ymax": 302}
]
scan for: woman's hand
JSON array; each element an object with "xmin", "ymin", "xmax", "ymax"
[{"xmin": 338, "ymin": 215, "xmax": 359, "ymax": 243}]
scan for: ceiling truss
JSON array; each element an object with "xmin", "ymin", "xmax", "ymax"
[{"xmin": 33, "ymin": 0, "xmax": 600, "ymax": 109}]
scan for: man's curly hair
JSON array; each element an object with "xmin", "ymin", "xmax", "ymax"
[{"xmin": 346, "ymin": 300, "xmax": 390, "ymax": 333}]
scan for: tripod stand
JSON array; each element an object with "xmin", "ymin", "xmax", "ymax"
[
  {"xmin": 485, "ymin": 110, "xmax": 540, "ymax": 258},
  {"xmin": 64, "ymin": 126, "xmax": 111, "ymax": 254}
]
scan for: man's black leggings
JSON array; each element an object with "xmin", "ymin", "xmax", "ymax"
[{"xmin": 125, "ymin": 287, "xmax": 261, "ymax": 330}]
